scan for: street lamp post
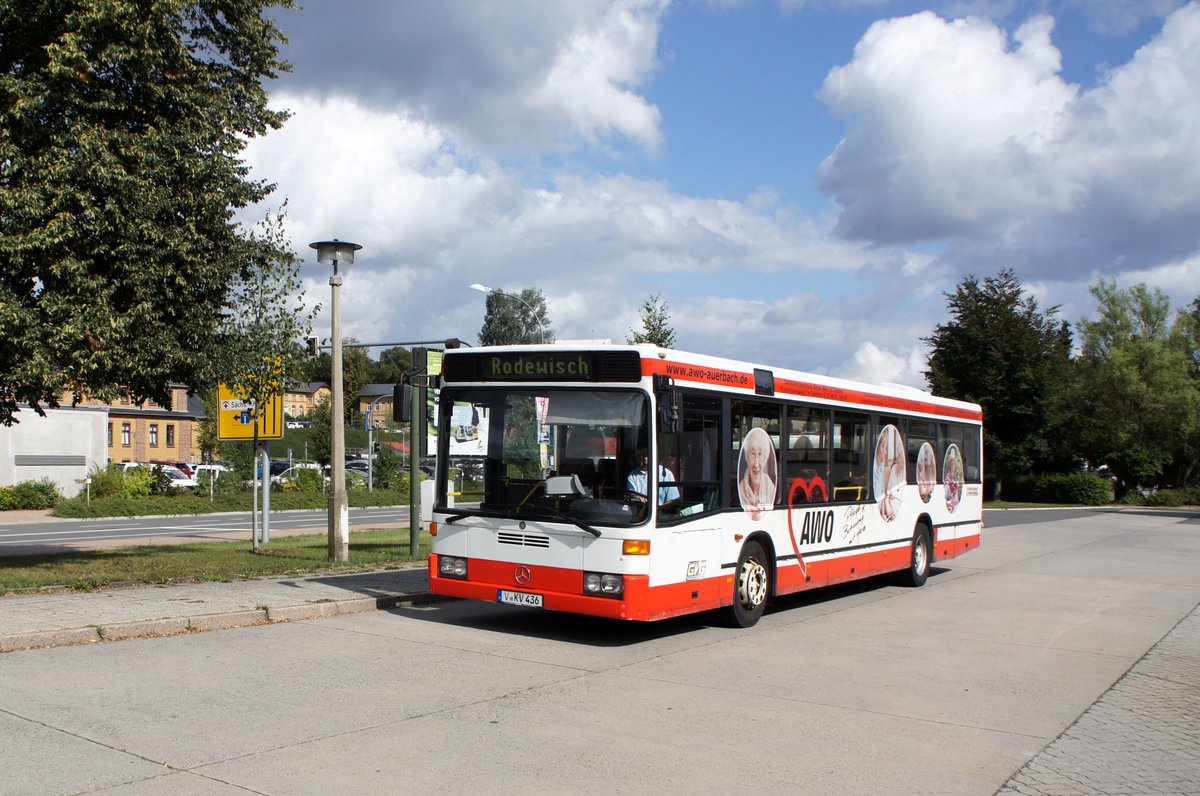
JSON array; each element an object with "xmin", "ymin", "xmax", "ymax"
[
  {"xmin": 310, "ymin": 239, "xmax": 362, "ymax": 562},
  {"xmin": 469, "ymin": 283, "xmax": 548, "ymax": 343}
]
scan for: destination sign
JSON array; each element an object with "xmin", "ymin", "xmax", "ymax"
[{"xmin": 442, "ymin": 350, "xmax": 642, "ymax": 383}]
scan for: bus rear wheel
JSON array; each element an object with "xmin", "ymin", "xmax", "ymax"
[
  {"xmin": 902, "ymin": 523, "xmax": 931, "ymax": 587},
  {"xmin": 729, "ymin": 540, "xmax": 770, "ymax": 627}
]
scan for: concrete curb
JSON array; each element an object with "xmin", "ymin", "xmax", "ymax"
[{"xmin": 0, "ymin": 591, "xmax": 440, "ymax": 653}]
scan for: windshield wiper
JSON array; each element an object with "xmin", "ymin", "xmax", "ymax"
[
  {"xmin": 453, "ymin": 502, "xmax": 601, "ymax": 537},
  {"xmin": 526, "ymin": 504, "xmax": 602, "ymax": 538}
]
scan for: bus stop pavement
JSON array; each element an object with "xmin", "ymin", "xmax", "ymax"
[{"xmin": 0, "ymin": 564, "xmax": 434, "ymax": 653}]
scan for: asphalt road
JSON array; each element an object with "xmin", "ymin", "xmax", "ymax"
[
  {"xmin": 0, "ymin": 506, "xmax": 411, "ymax": 550},
  {"xmin": 1, "ymin": 508, "xmax": 1197, "ymax": 794}
]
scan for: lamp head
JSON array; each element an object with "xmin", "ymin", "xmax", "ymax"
[
  {"xmin": 309, "ymin": 239, "xmax": 362, "ymax": 266},
  {"xmin": 469, "ymin": 283, "xmax": 494, "ymax": 294}
]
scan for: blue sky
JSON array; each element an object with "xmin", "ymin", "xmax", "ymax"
[{"xmin": 244, "ymin": 0, "xmax": 1200, "ymax": 387}]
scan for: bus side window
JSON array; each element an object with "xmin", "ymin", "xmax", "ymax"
[
  {"xmin": 660, "ymin": 394, "xmax": 722, "ymax": 520},
  {"xmin": 730, "ymin": 400, "xmax": 782, "ymax": 514},
  {"xmin": 907, "ymin": 420, "xmax": 937, "ymax": 484},
  {"xmin": 786, "ymin": 406, "xmax": 830, "ymax": 504},
  {"xmin": 961, "ymin": 425, "xmax": 982, "ymax": 483},
  {"xmin": 831, "ymin": 411, "xmax": 870, "ymax": 501}
]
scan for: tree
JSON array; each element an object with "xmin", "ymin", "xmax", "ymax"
[
  {"xmin": 924, "ymin": 269, "xmax": 1074, "ymax": 495},
  {"xmin": 341, "ymin": 339, "xmax": 370, "ymax": 422},
  {"xmin": 369, "ymin": 346, "xmax": 411, "ymax": 384},
  {"xmin": 478, "ymin": 288, "xmax": 554, "ymax": 346},
  {"xmin": 1072, "ymin": 280, "xmax": 1200, "ymax": 493},
  {"xmin": 308, "ymin": 395, "xmax": 332, "ymax": 468},
  {"xmin": 219, "ymin": 207, "xmax": 315, "ymax": 440},
  {"xmin": 297, "ymin": 337, "xmax": 367, "ymax": 421},
  {"xmin": 627, "ymin": 293, "xmax": 677, "ymax": 347},
  {"xmin": 0, "ymin": 0, "xmax": 292, "ymax": 425}
]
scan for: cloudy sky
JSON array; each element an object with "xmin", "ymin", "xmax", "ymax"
[{"xmin": 241, "ymin": 0, "xmax": 1200, "ymax": 388}]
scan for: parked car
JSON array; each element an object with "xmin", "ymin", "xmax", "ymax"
[
  {"xmin": 271, "ymin": 462, "xmax": 324, "ymax": 485},
  {"xmin": 159, "ymin": 466, "xmax": 198, "ymax": 489},
  {"xmin": 192, "ymin": 463, "xmax": 230, "ymax": 483},
  {"xmin": 123, "ymin": 462, "xmax": 196, "ymax": 488},
  {"xmin": 171, "ymin": 462, "xmax": 196, "ymax": 477}
]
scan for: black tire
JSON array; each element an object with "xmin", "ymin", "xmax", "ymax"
[
  {"xmin": 902, "ymin": 523, "xmax": 931, "ymax": 587},
  {"xmin": 728, "ymin": 540, "xmax": 770, "ymax": 627}
]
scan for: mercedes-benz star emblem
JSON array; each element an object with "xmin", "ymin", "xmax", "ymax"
[{"xmin": 514, "ymin": 565, "xmax": 532, "ymax": 585}]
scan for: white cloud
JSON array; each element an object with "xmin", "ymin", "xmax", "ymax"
[
  {"xmin": 834, "ymin": 341, "xmax": 930, "ymax": 388},
  {"xmin": 273, "ymin": 0, "xmax": 667, "ymax": 158},
  {"xmin": 817, "ymin": 4, "xmax": 1200, "ymax": 279}
]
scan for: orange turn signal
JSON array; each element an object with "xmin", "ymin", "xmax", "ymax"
[
  {"xmin": 429, "ymin": 521, "xmax": 438, "ymax": 537},
  {"xmin": 622, "ymin": 539, "xmax": 651, "ymax": 555}
]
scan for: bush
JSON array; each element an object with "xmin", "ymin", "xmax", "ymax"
[
  {"xmin": 1143, "ymin": 487, "xmax": 1200, "ymax": 507},
  {"xmin": 11, "ymin": 478, "xmax": 62, "ymax": 509},
  {"xmin": 1003, "ymin": 473, "xmax": 1111, "ymax": 505},
  {"xmin": 0, "ymin": 479, "xmax": 62, "ymax": 510},
  {"xmin": 290, "ymin": 467, "xmax": 326, "ymax": 493}
]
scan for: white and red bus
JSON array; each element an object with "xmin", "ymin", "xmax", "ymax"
[{"xmin": 428, "ymin": 345, "xmax": 982, "ymax": 627}]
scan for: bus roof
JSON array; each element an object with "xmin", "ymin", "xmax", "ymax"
[{"xmin": 442, "ymin": 343, "xmax": 982, "ymax": 423}]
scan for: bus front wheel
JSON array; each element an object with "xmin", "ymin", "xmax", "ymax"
[
  {"xmin": 728, "ymin": 540, "xmax": 770, "ymax": 627},
  {"xmin": 902, "ymin": 523, "xmax": 931, "ymax": 587}
]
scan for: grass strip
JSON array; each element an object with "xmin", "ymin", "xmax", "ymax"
[
  {"xmin": 0, "ymin": 529, "xmax": 429, "ymax": 595},
  {"xmin": 52, "ymin": 489, "xmax": 412, "ymax": 518}
]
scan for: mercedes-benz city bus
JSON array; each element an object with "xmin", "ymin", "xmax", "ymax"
[{"xmin": 427, "ymin": 345, "xmax": 982, "ymax": 627}]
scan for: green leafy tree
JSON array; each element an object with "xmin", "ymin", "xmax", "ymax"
[
  {"xmin": 924, "ymin": 269, "xmax": 1074, "ymax": 496},
  {"xmin": 627, "ymin": 293, "xmax": 677, "ymax": 347},
  {"xmin": 0, "ymin": 0, "xmax": 292, "ymax": 425},
  {"xmin": 341, "ymin": 339, "xmax": 370, "ymax": 422},
  {"xmin": 220, "ymin": 208, "xmax": 315, "ymax": 443},
  {"xmin": 1072, "ymin": 281, "xmax": 1200, "ymax": 494},
  {"xmin": 308, "ymin": 394, "xmax": 332, "ymax": 467},
  {"xmin": 369, "ymin": 346, "xmax": 411, "ymax": 384},
  {"xmin": 478, "ymin": 288, "xmax": 554, "ymax": 346}
]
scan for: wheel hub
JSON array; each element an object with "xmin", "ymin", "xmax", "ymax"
[{"xmin": 739, "ymin": 557, "xmax": 767, "ymax": 607}]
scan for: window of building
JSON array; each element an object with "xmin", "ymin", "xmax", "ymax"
[
  {"xmin": 149, "ymin": 424, "xmax": 159, "ymax": 447},
  {"xmin": 107, "ymin": 423, "xmax": 113, "ymax": 447},
  {"xmin": 166, "ymin": 424, "xmax": 175, "ymax": 447},
  {"xmin": 121, "ymin": 423, "xmax": 131, "ymax": 446}
]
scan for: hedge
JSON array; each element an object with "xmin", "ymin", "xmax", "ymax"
[
  {"xmin": 1002, "ymin": 473, "xmax": 1112, "ymax": 505},
  {"xmin": 0, "ymin": 479, "xmax": 62, "ymax": 510}
]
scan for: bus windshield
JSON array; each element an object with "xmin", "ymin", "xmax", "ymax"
[{"xmin": 436, "ymin": 387, "xmax": 650, "ymax": 528}]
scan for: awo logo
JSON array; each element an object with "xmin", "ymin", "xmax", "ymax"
[{"xmin": 795, "ymin": 510, "xmax": 834, "ymax": 545}]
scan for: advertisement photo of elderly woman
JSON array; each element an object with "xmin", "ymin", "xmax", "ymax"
[
  {"xmin": 944, "ymin": 444, "xmax": 964, "ymax": 513},
  {"xmin": 737, "ymin": 426, "xmax": 777, "ymax": 521},
  {"xmin": 917, "ymin": 442, "xmax": 937, "ymax": 504},
  {"xmin": 873, "ymin": 424, "xmax": 906, "ymax": 522}
]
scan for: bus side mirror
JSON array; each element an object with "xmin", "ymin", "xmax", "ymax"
[
  {"xmin": 655, "ymin": 376, "xmax": 680, "ymax": 435},
  {"xmin": 393, "ymin": 382, "xmax": 412, "ymax": 422}
]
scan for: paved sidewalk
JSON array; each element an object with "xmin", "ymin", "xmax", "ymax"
[
  {"xmin": 999, "ymin": 604, "xmax": 1200, "ymax": 795},
  {"xmin": 0, "ymin": 565, "xmax": 432, "ymax": 652}
]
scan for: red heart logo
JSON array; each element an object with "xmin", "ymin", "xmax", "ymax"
[{"xmin": 786, "ymin": 476, "xmax": 828, "ymax": 578}]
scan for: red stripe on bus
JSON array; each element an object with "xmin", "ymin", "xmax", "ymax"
[
  {"xmin": 430, "ymin": 534, "xmax": 980, "ymax": 623},
  {"xmin": 643, "ymin": 359, "xmax": 982, "ymax": 421}
]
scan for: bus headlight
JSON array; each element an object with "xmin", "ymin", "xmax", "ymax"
[
  {"xmin": 438, "ymin": 556, "xmax": 468, "ymax": 579},
  {"xmin": 583, "ymin": 572, "xmax": 623, "ymax": 598}
]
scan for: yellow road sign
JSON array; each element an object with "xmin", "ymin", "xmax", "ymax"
[{"xmin": 217, "ymin": 383, "xmax": 284, "ymax": 440}]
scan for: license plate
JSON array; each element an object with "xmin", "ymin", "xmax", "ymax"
[{"xmin": 497, "ymin": 589, "xmax": 543, "ymax": 608}]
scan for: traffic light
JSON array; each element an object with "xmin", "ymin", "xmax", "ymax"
[
  {"xmin": 306, "ymin": 336, "xmax": 319, "ymax": 357},
  {"xmin": 373, "ymin": 442, "xmax": 381, "ymax": 454}
]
